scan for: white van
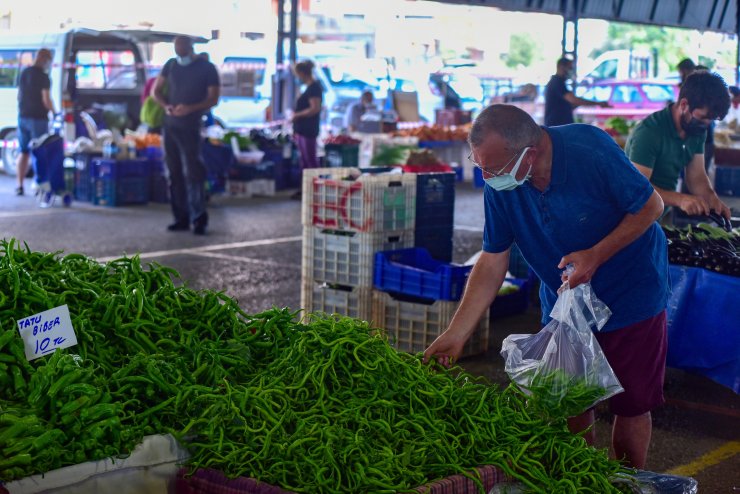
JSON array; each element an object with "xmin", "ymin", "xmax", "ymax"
[
  {"xmin": 579, "ymin": 49, "xmax": 654, "ymax": 84},
  {"xmin": 0, "ymin": 29, "xmax": 202, "ymax": 175}
]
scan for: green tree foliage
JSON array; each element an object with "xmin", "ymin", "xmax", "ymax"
[{"xmin": 503, "ymin": 32, "xmax": 543, "ymax": 68}]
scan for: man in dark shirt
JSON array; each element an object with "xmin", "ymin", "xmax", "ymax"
[
  {"xmin": 15, "ymin": 48, "xmax": 55, "ymax": 196},
  {"xmin": 544, "ymin": 57, "xmax": 609, "ymax": 126},
  {"xmin": 152, "ymin": 36, "xmax": 219, "ymax": 235}
]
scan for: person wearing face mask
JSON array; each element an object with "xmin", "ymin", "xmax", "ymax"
[
  {"xmin": 424, "ymin": 104, "xmax": 669, "ymax": 469},
  {"xmin": 152, "ymin": 36, "xmax": 220, "ymax": 235},
  {"xmin": 15, "ymin": 48, "xmax": 55, "ymax": 196},
  {"xmin": 544, "ymin": 57, "xmax": 609, "ymax": 127},
  {"xmin": 344, "ymin": 90, "xmax": 376, "ymax": 132},
  {"xmin": 290, "ymin": 59, "xmax": 323, "ymax": 200},
  {"xmin": 625, "ymin": 71, "xmax": 731, "ymax": 222}
]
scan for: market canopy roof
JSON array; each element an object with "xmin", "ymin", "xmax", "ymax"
[{"xmin": 434, "ymin": 0, "xmax": 739, "ymax": 34}]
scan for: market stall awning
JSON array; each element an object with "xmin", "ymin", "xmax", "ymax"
[{"xmin": 430, "ymin": 0, "xmax": 739, "ymax": 34}]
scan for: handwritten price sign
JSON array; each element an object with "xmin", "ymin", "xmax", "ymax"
[{"xmin": 17, "ymin": 305, "xmax": 78, "ymax": 361}]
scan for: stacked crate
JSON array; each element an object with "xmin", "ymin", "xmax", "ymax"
[
  {"xmin": 371, "ymin": 248, "xmax": 490, "ymax": 358},
  {"xmin": 91, "ymin": 159, "xmax": 150, "ymax": 207},
  {"xmin": 301, "ymin": 168, "xmax": 417, "ymax": 322},
  {"xmin": 413, "ymin": 171, "xmax": 456, "ymax": 262}
]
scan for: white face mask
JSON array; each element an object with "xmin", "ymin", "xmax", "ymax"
[
  {"xmin": 176, "ymin": 55, "xmax": 193, "ymax": 66},
  {"xmin": 483, "ymin": 147, "xmax": 532, "ymax": 191}
]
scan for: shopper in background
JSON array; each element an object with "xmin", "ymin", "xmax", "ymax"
[
  {"xmin": 625, "ymin": 71, "xmax": 731, "ymax": 221},
  {"xmin": 291, "ymin": 59, "xmax": 323, "ymax": 200},
  {"xmin": 344, "ymin": 90, "xmax": 376, "ymax": 132},
  {"xmin": 676, "ymin": 58, "xmax": 696, "ymax": 85},
  {"xmin": 543, "ymin": 57, "xmax": 609, "ymax": 126},
  {"xmin": 152, "ymin": 36, "xmax": 220, "ymax": 235},
  {"xmin": 15, "ymin": 48, "xmax": 55, "ymax": 196},
  {"xmin": 424, "ymin": 104, "xmax": 669, "ymax": 469}
]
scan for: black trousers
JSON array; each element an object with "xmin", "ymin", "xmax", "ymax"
[{"xmin": 163, "ymin": 125, "xmax": 207, "ymax": 225}]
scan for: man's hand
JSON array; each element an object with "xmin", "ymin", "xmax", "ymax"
[
  {"xmin": 164, "ymin": 105, "xmax": 175, "ymax": 116},
  {"xmin": 171, "ymin": 104, "xmax": 192, "ymax": 117},
  {"xmin": 422, "ymin": 328, "xmax": 468, "ymax": 368},
  {"xmin": 705, "ymin": 193, "xmax": 732, "ymax": 221},
  {"xmin": 557, "ymin": 248, "xmax": 604, "ymax": 289},
  {"xmin": 678, "ymin": 194, "xmax": 710, "ymax": 216}
]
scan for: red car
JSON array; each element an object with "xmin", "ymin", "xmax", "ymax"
[{"xmin": 574, "ymin": 79, "xmax": 677, "ymax": 124}]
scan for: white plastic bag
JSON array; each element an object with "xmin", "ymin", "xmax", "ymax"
[{"xmin": 500, "ymin": 278, "xmax": 623, "ymax": 419}]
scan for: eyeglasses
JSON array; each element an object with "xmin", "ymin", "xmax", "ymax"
[{"xmin": 467, "ymin": 147, "xmax": 530, "ymax": 177}]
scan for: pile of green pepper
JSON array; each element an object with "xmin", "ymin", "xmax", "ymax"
[{"xmin": 0, "ymin": 239, "xmax": 637, "ymax": 493}]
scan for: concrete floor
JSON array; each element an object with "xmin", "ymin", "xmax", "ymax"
[{"xmin": 1, "ymin": 174, "xmax": 738, "ymax": 492}]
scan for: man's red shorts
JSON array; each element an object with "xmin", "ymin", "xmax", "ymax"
[{"xmin": 595, "ymin": 310, "xmax": 668, "ymax": 417}]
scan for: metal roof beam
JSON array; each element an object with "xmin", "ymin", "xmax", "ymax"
[
  {"xmin": 649, "ymin": 0, "xmax": 660, "ymax": 23},
  {"xmin": 718, "ymin": 0, "xmax": 731, "ymax": 30},
  {"xmin": 612, "ymin": 0, "xmax": 625, "ymax": 19},
  {"xmin": 678, "ymin": 0, "xmax": 690, "ymax": 24}
]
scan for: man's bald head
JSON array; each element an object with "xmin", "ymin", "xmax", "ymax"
[
  {"xmin": 174, "ymin": 36, "xmax": 194, "ymax": 58},
  {"xmin": 469, "ymin": 104, "xmax": 542, "ymax": 149}
]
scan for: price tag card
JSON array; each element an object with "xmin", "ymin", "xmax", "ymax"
[{"xmin": 17, "ymin": 305, "xmax": 78, "ymax": 361}]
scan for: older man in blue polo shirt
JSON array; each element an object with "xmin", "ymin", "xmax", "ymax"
[{"xmin": 424, "ymin": 104, "xmax": 669, "ymax": 469}]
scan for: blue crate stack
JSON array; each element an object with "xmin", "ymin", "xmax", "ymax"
[
  {"xmin": 414, "ymin": 172, "xmax": 456, "ymax": 262},
  {"xmin": 91, "ymin": 159, "xmax": 150, "ymax": 207}
]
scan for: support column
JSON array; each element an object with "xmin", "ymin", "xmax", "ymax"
[{"xmin": 561, "ymin": 0, "xmax": 579, "ymax": 80}]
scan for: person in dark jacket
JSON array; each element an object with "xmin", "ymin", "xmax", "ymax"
[
  {"xmin": 544, "ymin": 57, "xmax": 609, "ymax": 126},
  {"xmin": 291, "ymin": 60, "xmax": 323, "ymax": 199},
  {"xmin": 15, "ymin": 48, "xmax": 55, "ymax": 196},
  {"xmin": 152, "ymin": 36, "xmax": 220, "ymax": 235}
]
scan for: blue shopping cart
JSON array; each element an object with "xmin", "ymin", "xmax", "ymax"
[{"xmin": 30, "ymin": 133, "xmax": 72, "ymax": 208}]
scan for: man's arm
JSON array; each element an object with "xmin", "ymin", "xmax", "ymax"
[
  {"xmin": 423, "ymin": 250, "xmax": 509, "ymax": 366},
  {"xmin": 564, "ymin": 92, "xmax": 609, "ymax": 109},
  {"xmin": 558, "ymin": 190, "xmax": 664, "ymax": 287},
  {"xmin": 151, "ymin": 74, "xmax": 169, "ymax": 108},
  {"xmin": 41, "ymin": 89, "xmax": 55, "ymax": 114},
  {"xmin": 171, "ymin": 85, "xmax": 220, "ymax": 117},
  {"xmin": 632, "ymin": 159, "xmax": 716, "ymax": 217},
  {"xmin": 684, "ymin": 154, "xmax": 732, "ymax": 219}
]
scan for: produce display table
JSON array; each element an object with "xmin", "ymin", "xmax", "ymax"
[
  {"xmin": 666, "ymin": 265, "xmax": 740, "ymax": 393},
  {"xmin": 1, "ymin": 434, "xmax": 188, "ymax": 494}
]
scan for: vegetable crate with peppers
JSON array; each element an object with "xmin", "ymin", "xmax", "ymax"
[
  {"xmin": 371, "ymin": 289, "xmax": 489, "ymax": 357},
  {"xmin": 0, "ymin": 240, "xmax": 645, "ymax": 493},
  {"xmin": 303, "ymin": 227, "xmax": 414, "ymax": 288},
  {"xmin": 664, "ymin": 224, "xmax": 740, "ymax": 277},
  {"xmin": 301, "ymin": 167, "xmax": 417, "ymax": 234}
]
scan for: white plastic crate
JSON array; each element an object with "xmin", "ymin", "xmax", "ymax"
[
  {"xmin": 302, "ymin": 167, "xmax": 416, "ymax": 233},
  {"xmin": 302, "ymin": 227, "xmax": 414, "ymax": 288},
  {"xmin": 226, "ymin": 179, "xmax": 276, "ymax": 198},
  {"xmin": 301, "ymin": 282, "xmax": 373, "ymax": 322},
  {"xmin": 372, "ymin": 290, "xmax": 489, "ymax": 357}
]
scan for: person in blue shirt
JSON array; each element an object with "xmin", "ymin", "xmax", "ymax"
[{"xmin": 424, "ymin": 104, "xmax": 669, "ymax": 469}]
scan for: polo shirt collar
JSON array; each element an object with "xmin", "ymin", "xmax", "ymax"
[
  {"xmin": 662, "ymin": 104, "xmax": 681, "ymax": 140},
  {"xmin": 543, "ymin": 127, "xmax": 566, "ymax": 186}
]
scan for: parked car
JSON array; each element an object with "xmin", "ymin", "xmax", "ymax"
[{"xmin": 574, "ymin": 79, "xmax": 677, "ymax": 124}]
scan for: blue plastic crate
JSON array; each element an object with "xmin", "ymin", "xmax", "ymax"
[
  {"xmin": 150, "ymin": 174, "xmax": 169, "ymax": 203},
  {"xmin": 490, "ymin": 278, "xmax": 530, "ymax": 319},
  {"xmin": 72, "ymin": 152, "xmax": 102, "ymax": 202},
  {"xmin": 201, "ymin": 140, "xmax": 235, "ymax": 176},
  {"xmin": 414, "ymin": 225, "xmax": 453, "ymax": 263},
  {"xmin": 714, "ymin": 165, "xmax": 740, "ymax": 196},
  {"xmin": 374, "ymin": 248, "xmax": 472, "ymax": 301},
  {"xmin": 92, "ymin": 159, "xmax": 151, "ymax": 180},
  {"xmin": 136, "ymin": 146, "xmax": 163, "ymax": 161},
  {"xmin": 93, "ymin": 176, "xmax": 150, "ymax": 207},
  {"xmin": 261, "ymin": 148, "xmax": 285, "ymax": 166},
  {"xmin": 418, "ymin": 140, "xmax": 454, "ymax": 149},
  {"xmin": 416, "ymin": 172, "xmax": 455, "ymax": 227}
]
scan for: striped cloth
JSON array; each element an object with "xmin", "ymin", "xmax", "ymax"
[{"xmin": 174, "ymin": 466, "xmax": 509, "ymax": 494}]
